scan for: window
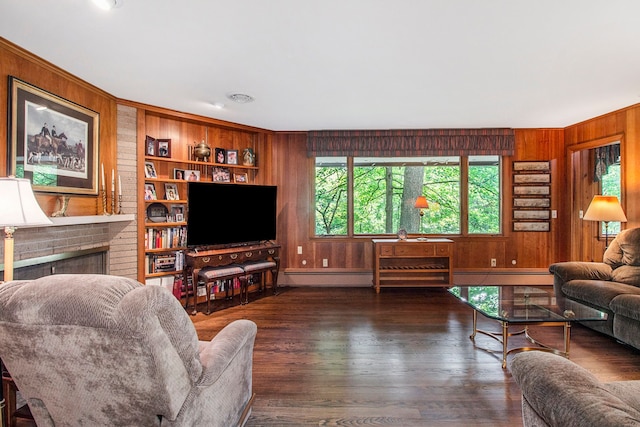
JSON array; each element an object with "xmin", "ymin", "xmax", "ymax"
[
  {"xmin": 314, "ymin": 155, "xmax": 501, "ymax": 237},
  {"xmin": 599, "ymin": 149, "xmax": 622, "ymax": 235}
]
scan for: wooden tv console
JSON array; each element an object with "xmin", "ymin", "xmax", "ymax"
[
  {"xmin": 184, "ymin": 242, "xmax": 280, "ymax": 314},
  {"xmin": 372, "ymin": 238, "xmax": 454, "ymax": 293}
]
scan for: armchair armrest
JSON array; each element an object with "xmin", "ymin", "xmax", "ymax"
[
  {"xmin": 197, "ymin": 319, "xmax": 257, "ymax": 386},
  {"xmin": 511, "ymin": 351, "xmax": 640, "ymax": 426},
  {"xmin": 549, "ymin": 261, "xmax": 613, "ymax": 283}
]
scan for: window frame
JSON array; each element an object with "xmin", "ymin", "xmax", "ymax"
[{"xmin": 313, "ymin": 155, "xmax": 503, "ymax": 238}]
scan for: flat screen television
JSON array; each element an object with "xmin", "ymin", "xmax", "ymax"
[{"xmin": 186, "ymin": 182, "xmax": 277, "ymax": 248}]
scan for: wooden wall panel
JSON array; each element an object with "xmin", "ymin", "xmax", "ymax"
[
  {"xmin": 0, "ymin": 38, "xmax": 117, "ymax": 217},
  {"xmin": 563, "ymin": 104, "xmax": 640, "ymax": 261},
  {"xmin": 272, "ymin": 129, "xmax": 566, "ymax": 274}
]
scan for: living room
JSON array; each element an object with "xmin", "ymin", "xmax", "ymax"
[{"xmin": 2, "ymin": 2, "xmax": 640, "ymax": 426}]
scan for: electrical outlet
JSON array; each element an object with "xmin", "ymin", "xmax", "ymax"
[
  {"xmin": 297, "ymin": 246, "xmax": 303, "ymax": 254},
  {"xmin": 322, "ymin": 259, "xmax": 328, "ymax": 267},
  {"xmin": 551, "ymin": 210, "xmax": 557, "ymax": 218},
  {"xmin": 491, "ymin": 258, "xmax": 497, "ymax": 267}
]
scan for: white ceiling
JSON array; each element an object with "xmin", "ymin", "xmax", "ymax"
[{"xmin": 2, "ymin": 0, "xmax": 640, "ymax": 131}]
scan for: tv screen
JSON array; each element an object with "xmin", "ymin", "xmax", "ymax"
[{"xmin": 186, "ymin": 182, "xmax": 277, "ymax": 248}]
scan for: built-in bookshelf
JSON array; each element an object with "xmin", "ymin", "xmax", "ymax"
[{"xmin": 136, "ymin": 106, "xmax": 272, "ymax": 294}]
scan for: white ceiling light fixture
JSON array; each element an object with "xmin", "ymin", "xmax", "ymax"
[
  {"xmin": 226, "ymin": 93, "xmax": 255, "ymax": 104},
  {"xmin": 91, "ymin": 0, "xmax": 122, "ymax": 11}
]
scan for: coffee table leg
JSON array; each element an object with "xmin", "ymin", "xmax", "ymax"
[
  {"xmin": 564, "ymin": 322, "xmax": 571, "ymax": 356},
  {"xmin": 470, "ymin": 310, "xmax": 478, "ymax": 339},
  {"xmin": 502, "ymin": 321, "xmax": 508, "ymax": 369}
]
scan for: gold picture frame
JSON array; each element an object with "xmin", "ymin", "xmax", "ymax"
[{"xmin": 8, "ymin": 76, "xmax": 100, "ymax": 195}]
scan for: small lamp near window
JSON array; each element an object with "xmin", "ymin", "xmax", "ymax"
[
  {"xmin": 414, "ymin": 196, "xmax": 429, "ymax": 241},
  {"xmin": 0, "ymin": 177, "xmax": 52, "ymax": 282},
  {"xmin": 583, "ymin": 195, "xmax": 627, "ymax": 249}
]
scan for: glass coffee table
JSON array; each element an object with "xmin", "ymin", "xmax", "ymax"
[{"xmin": 449, "ymin": 285, "xmax": 608, "ymax": 368}]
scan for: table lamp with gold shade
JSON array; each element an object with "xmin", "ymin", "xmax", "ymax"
[
  {"xmin": 583, "ymin": 195, "xmax": 627, "ymax": 249},
  {"xmin": 414, "ymin": 196, "xmax": 429, "ymax": 241}
]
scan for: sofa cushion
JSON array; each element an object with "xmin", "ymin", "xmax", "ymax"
[
  {"xmin": 562, "ymin": 280, "xmax": 640, "ymax": 309},
  {"xmin": 604, "ymin": 228, "xmax": 640, "ymax": 268},
  {"xmin": 611, "ymin": 265, "xmax": 640, "ymax": 287},
  {"xmin": 611, "ymin": 294, "xmax": 640, "ymax": 322}
]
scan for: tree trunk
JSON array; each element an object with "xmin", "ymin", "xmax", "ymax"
[
  {"xmin": 385, "ymin": 167, "xmax": 394, "ymax": 233},
  {"xmin": 399, "ymin": 167, "xmax": 424, "ymax": 233}
]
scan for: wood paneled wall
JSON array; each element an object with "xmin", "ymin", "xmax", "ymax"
[
  {"xmin": 563, "ymin": 104, "xmax": 640, "ymax": 261},
  {"xmin": 272, "ymin": 128, "xmax": 566, "ymax": 274},
  {"xmin": 0, "ymin": 38, "xmax": 117, "ymax": 216}
]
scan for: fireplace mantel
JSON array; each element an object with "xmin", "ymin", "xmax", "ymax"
[{"xmin": 26, "ymin": 214, "xmax": 135, "ymax": 228}]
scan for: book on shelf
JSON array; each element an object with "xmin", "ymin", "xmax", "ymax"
[
  {"xmin": 145, "ymin": 251, "xmax": 185, "ymax": 274},
  {"xmin": 145, "ymin": 227, "xmax": 187, "ymax": 249}
]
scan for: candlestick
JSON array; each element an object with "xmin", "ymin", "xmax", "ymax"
[
  {"xmin": 117, "ymin": 195, "xmax": 123, "ymax": 215},
  {"xmin": 101, "ymin": 189, "xmax": 110, "ymax": 216}
]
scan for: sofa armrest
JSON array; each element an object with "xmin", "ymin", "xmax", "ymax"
[
  {"xmin": 197, "ymin": 319, "xmax": 257, "ymax": 386},
  {"xmin": 549, "ymin": 261, "xmax": 612, "ymax": 283},
  {"xmin": 511, "ymin": 351, "xmax": 640, "ymax": 426}
]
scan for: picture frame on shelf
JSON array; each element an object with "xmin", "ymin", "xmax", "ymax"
[
  {"xmin": 226, "ymin": 149, "xmax": 238, "ymax": 165},
  {"xmin": 185, "ymin": 169, "xmax": 200, "ymax": 181},
  {"xmin": 144, "ymin": 183, "xmax": 157, "ymax": 201},
  {"xmin": 145, "ymin": 135, "xmax": 157, "ymax": 156},
  {"xmin": 8, "ymin": 76, "xmax": 100, "ymax": 195},
  {"xmin": 164, "ymin": 183, "xmax": 179, "ymax": 200},
  {"xmin": 173, "ymin": 168, "xmax": 185, "ymax": 180},
  {"xmin": 233, "ymin": 173, "xmax": 248, "ymax": 183},
  {"xmin": 170, "ymin": 204, "xmax": 184, "ymax": 222},
  {"xmin": 214, "ymin": 147, "xmax": 226, "ymax": 164},
  {"xmin": 144, "ymin": 161, "xmax": 157, "ymax": 178},
  {"xmin": 212, "ymin": 166, "xmax": 231, "ymax": 182},
  {"xmin": 157, "ymin": 138, "xmax": 171, "ymax": 158}
]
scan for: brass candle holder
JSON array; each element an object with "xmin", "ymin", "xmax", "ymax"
[{"xmin": 101, "ymin": 189, "xmax": 111, "ymax": 216}]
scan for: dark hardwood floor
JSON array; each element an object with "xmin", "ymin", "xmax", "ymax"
[{"xmin": 191, "ymin": 286, "xmax": 640, "ymax": 426}]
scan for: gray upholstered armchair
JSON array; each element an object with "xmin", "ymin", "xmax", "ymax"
[
  {"xmin": 0, "ymin": 274, "xmax": 257, "ymax": 427},
  {"xmin": 511, "ymin": 351, "xmax": 640, "ymax": 426}
]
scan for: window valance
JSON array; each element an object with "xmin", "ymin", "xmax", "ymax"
[{"xmin": 307, "ymin": 128, "xmax": 515, "ymax": 157}]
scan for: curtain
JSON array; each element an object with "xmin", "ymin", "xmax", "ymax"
[
  {"xmin": 307, "ymin": 128, "xmax": 515, "ymax": 157},
  {"xmin": 593, "ymin": 144, "xmax": 620, "ymax": 182}
]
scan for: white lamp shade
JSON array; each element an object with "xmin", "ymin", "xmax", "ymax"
[
  {"xmin": 0, "ymin": 177, "xmax": 52, "ymax": 227},
  {"xmin": 583, "ymin": 195, "xmax": 627, "ymax": 223}
]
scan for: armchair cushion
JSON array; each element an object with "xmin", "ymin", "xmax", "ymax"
[{"xmin": 511, "ymin": 351, "xmax": 640, "ymax": 427}]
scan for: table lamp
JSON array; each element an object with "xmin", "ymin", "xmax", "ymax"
[
  {"xmin": 583, "ymin": 195, "xmax": 627, "ymax": 249},
  {"xmin": 414, "ymin": 196, "xmax": 429, "ymax": 241},
  {"xmin": 0, "ymin": 177, "xmax": 52, "ymax": 282}
]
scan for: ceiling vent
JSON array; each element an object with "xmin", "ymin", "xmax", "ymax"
[{"xmin": 226, "ymin": 93, "xmax": 255, "ymax": 104}]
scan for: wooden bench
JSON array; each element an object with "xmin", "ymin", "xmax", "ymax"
[
  {"xmin": 239, "ymin": 260, "xmax": 278, "ymax": 304},
  {"xmin": 198, "ymin": 265, "xmax": 245, "ymax": 315}
]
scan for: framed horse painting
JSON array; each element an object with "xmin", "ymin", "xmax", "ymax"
[{"xmin": 8, "ymin": 77, "xmax": 99, "ymax": 195}]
